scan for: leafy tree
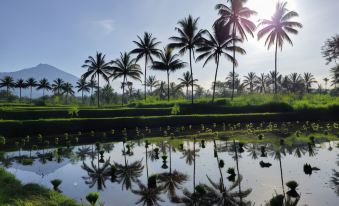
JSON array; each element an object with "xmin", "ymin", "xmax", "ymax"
[
  {"xmin": 197, "ymin": 22, "xmax": 243, "ymax": 103},
  {"xmin": 111, "ymin": 52, "xmax": 142, "ymax": 105},
  {"xmin": 0, "ymin": 76, "xmax": 14, "ymax": 98},
  {"xmin": 258, "ymin": 1, "xmax": 302, "ymax": 94},
  {"xmin": 82, "ymin": 52, "xmax": 112, "ymax": 107},
  {"xmin": 146, "ymin": 75, "xmax": 159, "ymax": 94},
  {"xmin": 215, "ymin": 0, "xmax": 257, "ymax": 99},
  {"xmin": 37, "ymin": 78, "xmax": 51, "ymax": 96},
  {"xmin": 76, "ymin": 78, "xmax": 90, "ymax": 103},
  {"xmin": 169, "ymin": 15, "xmax": 205, "ymax": 104},
  {"xmin": 52, "ymin": 78, "xmax": 65, "ymax": 96},
  {"xmin": 15, "ymin": 78, "xmax": 26, "ymax": 100},
  {"xmin": 26, "ymin": 77, "xmax": 37, "ymax": 102},
  {"xmin": 151, "ymin": 47, "xmax": 186, "ymax": 101},
  {"xmin": 131, "ymin": 32, "xmax": 161, "ymax": 101}
]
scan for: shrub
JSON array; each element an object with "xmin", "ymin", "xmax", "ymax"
[
  {"xmin": 86, "ymin": 192, "xmax": 100, "ymax": 206},
  {"xmin": 286, "ymin": 180, "xmax": 298, "ymax": 190},
  {"xmin": 0, "ymin": 136, "xmax": 5, "ymax": 146},
  {"xmin": 51, "ymin": 179, "xmax": 62, "ymax": 190},
  {"xmin": 171, "ymin": 104, "xmax": 180, "ymax": 115}
]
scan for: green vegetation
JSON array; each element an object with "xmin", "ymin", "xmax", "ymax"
[{"xmin": 0, "ymin": 168, "xmax": 80, "ymax": 206}]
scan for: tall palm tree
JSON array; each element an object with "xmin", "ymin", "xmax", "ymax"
[
  {"xmin": 76, "ymin": 78, "xmax": 90, "ymax": 103},
  {"xmin": 0, "ymin": 76, "xmax": 15, "ymax": 97},
  {"xmin": 62, "ymin": 82, "xmax": 74, "ymax": 103},
  {"xmin": 52, "ymin": 78, "xmax": 65, "ymax": 96},
  {"xmin": 197, "ymin": 22, "xmax": 244, "ymax": 103},
  {"xmin": 323, "ymin": 77, "xmax": 329, "ymax": 91},
  {"xmin": 177, "ymin": 71, "xmax": 198, "ymax": 100},
  {"xmin": 26, "ymin": 78, "xmax": 37, "ymax": 102},
  {"xmin": 37, "ymin": 78, "xmax": 51, "ymax": 96},
  {"xmin": 169, "ymin": 15, "xmax": 205, "ymax": 104},
  {"xmin": 82, "ymin": 52, "xmax": 112, "ymax": 108},
  {"xmin": 215, "ymin": 0, "xmax": 257, "ymax": 100},
  {"xmin": 146, "ymin": 75, "xmax": 159, "ymax": 94},
  {"xmin": 255, "ymin": 73, "xmax": 268, "ymax": 93},
  {"xmin": 111, "ymin": 52, "xmax": 142, "ymax": 105},
  {"xmin": 131, "ymin": 32, "xmax": 161, "ymax": 101},
  {"xmin": 15, "ymin": 78, "xmax": 26, "ymax": 100},
  {"xmin": 243, "ymin": 72, "xmax": 257, "ymax": 93},
  {"xmin": 258, "ymin": 1, "xmax": 302, "ymax": 94},
  {"xmin": 288, "ymin": 73, "xmax": 303, "ymax": 93},
  {"xmin": 267, "ymin": 71, "xmax": 282, "ymax": 93},
  {"xmin": 303, "ymin": 72, "xmax": 317, "ymax": 93},
  {"xmin": 151, "ymin": 47, "xmax": 186, "ymax": 101}
]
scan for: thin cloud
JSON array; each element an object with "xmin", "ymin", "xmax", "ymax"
[{"xmin": 92, "ymin": 19, "xmax": 115, "ymax": 34}]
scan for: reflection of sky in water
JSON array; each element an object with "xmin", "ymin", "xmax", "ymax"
[{"xmin": 4, "ymin": 140, "xmax": 339, "ymax": 205}]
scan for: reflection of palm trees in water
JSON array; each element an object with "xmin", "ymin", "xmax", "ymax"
[
  {"xmin": 76, "ymin": 146, "xmax": 91, "ymax": 161},
  {"xmin": 270, "ymin": 146, "xmax": 286, "ymax": 200},
  {"xmin": 159, "ymin": 143, "xmax": 188, "ymax": 200},
  {"xmin": 180, "ymin": 141, "xmax": 200, "ymax": 165},
  {"xmin": 132, "ymin": 181, "xmax": 164, "ymax": 206},
  {"xmin": 81, "ymin": 158, "xmax": 112, "ymax": 190},
  {"xmin": 331, "ymin": 154, "xmax": 339, "ymax": 196}
]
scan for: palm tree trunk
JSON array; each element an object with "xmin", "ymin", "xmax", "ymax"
[
  {"xmin": 97, "ymin": 75, "xmax": 100, "ymax": 108},
  {"xmin": 186, "ymin": 86, "xmax": 188, "ymax": 100},
  {"xmin": 122, "ymin": 76, "xmax": 126, "ymax": 106},
  {"xmin": 167, "ymin": 70, "xmax": 170, "ymax": 101},
  {"xmin": 145, "ymin": 146, "xmax": 149, "ymax": 179},
  {"xmin": 279, "ymin": 155, "xmax": 285, "ymax": 198},
  {"xmin": 6, "ymin": 86, "xmax": 9, "ymax": 98},
  {"xmin": 82, "ymin": 90, "xmax": 84, "ymax": 104},
  {"xmin": 144, "ymin": 56, "xmax": 148, "ymax": 102},
  {"xmin": 43, "ymin": 88, "xmax": 45, "ymax": 97},
  {"xmin": 169, "ymin": 144, "xmax": 172, "ymax": 174},
  {"xmin": 274, "ymin": 40, "xmax": 278, "ymax": 94},
  {"xmin": 213, "ymin": 139, "xmax": 225, "ymax": 191},
  {"xmin": 212, "ymin": 56, "xmax": 220, "ymax": 103},
  {"xmin": 233, "ymin": 140, "xmax": 242, "ymax": 205},
  {"xmin": 231, "ymin": 26, "xmax": 236, "ymax": 100},
  {"xmin": 30, "ymin": 86, "xmax": 32, "ymax": 103},
  {"xmin": 193, "ymin": 137, "xmax": 196, "ymax": 194},
  {"xmin": 19, "ymin": 87, "xmax": 22, "ymax": 101},
  {"xmin": 189, "ymin": 50, "xmax": 194, "ymax": 104}
]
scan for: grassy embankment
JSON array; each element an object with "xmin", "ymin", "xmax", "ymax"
[{"xmin": 0, "ymin": 168, "xmax": 80, "ymax": 206}]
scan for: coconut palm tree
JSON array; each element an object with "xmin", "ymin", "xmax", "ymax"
[
  {"xmin": 82, "ymin": 52, "xmax": 112, "ymax": 107},
  {"xmin": 37, "ymin": 78, "xmax": 51, "ymax": 96},
  {"xmin": 255, "ymin": 73, "xmax": 268, "ymax": 93},
  {"xmin": 52, "ymin": 78, "xmax": 65, "ymax": 96},
  {"xmin": 131, "ymin": 32, "xmax": 161, "ymax": 101},
  {"xmin": 169, "ymin": 15, "xmax": 205, "ymax": 104},
  {"xmin": 177, "ymin": 71, "xmax": 198, "ymax": 100},
  {"xmin": 62, "ymin": 82, "xmax": 74, "ymax": 103},
  {"xmin": 146, "ymin": 76, "xmax": 159, "ymax": 94},
  {"xmin": 330, "ymin": 66, "xmax": 339, "ymax": 88},
  {"xmin": 323, "ymin": 77, "xmax": 329, "ymax": 91},
  {"xmin": 288, "ymin": 73, "xmax": 303, "ymax": 93},
  {"xmin": 215, "ymin": 0, "xmax": 257, "ymax": 100},
  {"xmin": 15, "ymin": 78, "xmax": 26, "ymax": 100},
  {"xmin": 267, "ymin": 71, "xmax": 282, "ymax": 93},
  {"xmin": 76, "ymin": 78, "xmax": 90, "ymax": 103},
  {"xmin": 258, "ymin": 1, "xmax": 302, "ymax": 94},
  {"xmin": 0, "ymin": 76, "xmax": 15, "ymax": 98},
  {"xmin": 26, "ymin": 78, "xmax": 37, "ymax": 102},
  {"xmin": 111, "ymin": 52, "xmax": 142, "ymax": 105},
  {"xmin": 154, "ymin": 81, "xmax": 167, "ymax": 100},
  {"xmin": 243, "ymin": 72, "xmax": 257, "ymax": 93},
  {"xmin": 303, "ymin": 72, "xmax": 317, "ymax": 93},
  {"xmin": 115, "ymin": 159, "xmax": 144, "ymax": 191},
  {"xmin": 151, "ymin": 47, "xmax": 186, "ymax": 101},
  {"xmin": 197, "ymin": 22, "xmax": 244, "ymax": 103},
  {"xmin": 322, "ymin": 34, "xmax": 339, "ymax": 65}
]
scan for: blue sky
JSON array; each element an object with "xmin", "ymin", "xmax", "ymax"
[{"xmin": 0, "ymin": 0, "xmax": 338, "ymax": 90}]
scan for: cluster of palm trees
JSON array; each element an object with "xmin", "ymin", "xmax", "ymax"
[{"xmin": 80, "ymin": 0, "xmax": 304, "ymax": 106}]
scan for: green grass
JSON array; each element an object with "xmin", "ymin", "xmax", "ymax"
[{"xmin": 0, "ymin": 168, "xmax": 80, "ymax": 206}]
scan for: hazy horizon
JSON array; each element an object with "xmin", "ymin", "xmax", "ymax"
[{"xmin": 1, "ymin": 0, "xmax": 338, "ymax": 90}]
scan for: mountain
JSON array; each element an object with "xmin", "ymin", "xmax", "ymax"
[{"xmin": 0, "ymin": 64, "xmax": 79, "ymax": 97}]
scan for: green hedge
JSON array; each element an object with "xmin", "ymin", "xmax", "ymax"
[
  {"xmin": 0, "ymin": 108, "xmax": 172, "ymax": 120},
  {"xmin": 1, "ymin": 110, "xmax": 338, "ymax": 137}
]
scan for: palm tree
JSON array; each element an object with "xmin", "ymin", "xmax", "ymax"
[
  {"xmin": 15, "ymin": 78, "xmax": 26, "ymax": 100},
  {"xmin": 330, "ymin": 66, "xmax": 339, "ymax": 88},
  {"xmin": 132, "ymin": 181, "xmax": 164, "ymax": 206},
  {"xmin": 26, "ymin": 78, "xmax": 37, "ymax": 102},
  {"xmin": 154, "ymin": 81, "xmax": 166, "ymax": 100},
  {"xmin": 177, "ymin": 71, "xmax": 198, "ymax": 100},
  {"xmin": 76, "ymin": 78, "xmax": 90, "ymax": 103},
  {"xmin": 62, "ymin": 82, "xmax": 74, "ymax": 103},
  {"xmin": 151, "ymin": 47, "xmax": 186, "ymax": 101},
  {"xmin": 267, "ymin": 70, "xmax": 282, "ymax": 93},
  {"xmin": 288, "ymin": 73, "xmax": 303, "ymax": 93},
  {"xmin": 115, "ymin": 159, "xmax": 144, "ymax": 191},
  {"xmin": 0, "ymin": 76, "xmax": 15, "ymax": 97},
  {"xmin": 197, "ymin": 22, "xmax": 244, "ymax": 103},
  {"xmin": 52, "ymin": 78, "xmax": 65, "ymax": 96},
  {"xmin": 258, "ymin": 1, "xmax": 302, "ymax": 94},
  {"xmin": 111, "ymin": 52, "xmax": 142, "ymax": 105},
  {"xmin": 82, "ymin": 158, "xmax": 112, "ymax": 190},
  {"xmin": 303, "ymin": 72, "xmax": 317, "ymax": 93},
  {"xmin": 255, "ymin": 73, "xmax": 268, "ymax": 93},
  {"xmin": 146, "ymin": 75, "xmax": 159, "ymax": 94},
  {"xmin": 243, "ymin": 72, "xmax": 257, "ymax": 93},
  {"xmin": 169, "ymin": 15, "xmax": 205, "ymax": 104},
  {"xmin": 322, "ymin": 34, "xmax": 339, "ymax": 65},
  {"xmin": 37, "ymin": 78, "xmax": 51, "ymax": 96},
  {"xmin": 323, "ymin": 77, "xmax": 329, "ymax": 91},
  {"xmin": 131, "ymin": 32, "xmax": 161, "ymax": 101},
  {"xmin": 215, "ymin": 0, "xmax": 257, "ymax": 100},
  {"xmin": 82, "ymin": 52, "xmax": 112, "ymax": 108}
]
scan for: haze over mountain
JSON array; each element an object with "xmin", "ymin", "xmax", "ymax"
[{"xmin": 0, "ymin": 64, "xmax": 79, "ymax": 97}]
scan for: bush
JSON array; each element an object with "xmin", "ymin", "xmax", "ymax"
[
  {"xmin": 286, "ymin": 180, "xmax": 298, "ymax": 190},
  {"xmin": 86, "ymin": 192, "xmax": 100, "ymax": 206}
]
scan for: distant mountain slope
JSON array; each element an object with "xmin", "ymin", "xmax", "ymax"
[{"xmin": 0, "ymin": 64, "xmax": 79, "ymax": 97}]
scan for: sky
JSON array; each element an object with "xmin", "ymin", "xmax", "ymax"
[{"xmin": 0, "ymin": 0, "xmax": 338, "ymax": 91}]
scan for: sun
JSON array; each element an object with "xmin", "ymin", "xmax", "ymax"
[{"xmin": 247, "ymin": 0, "xmax": 297, "ymax": 20}]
